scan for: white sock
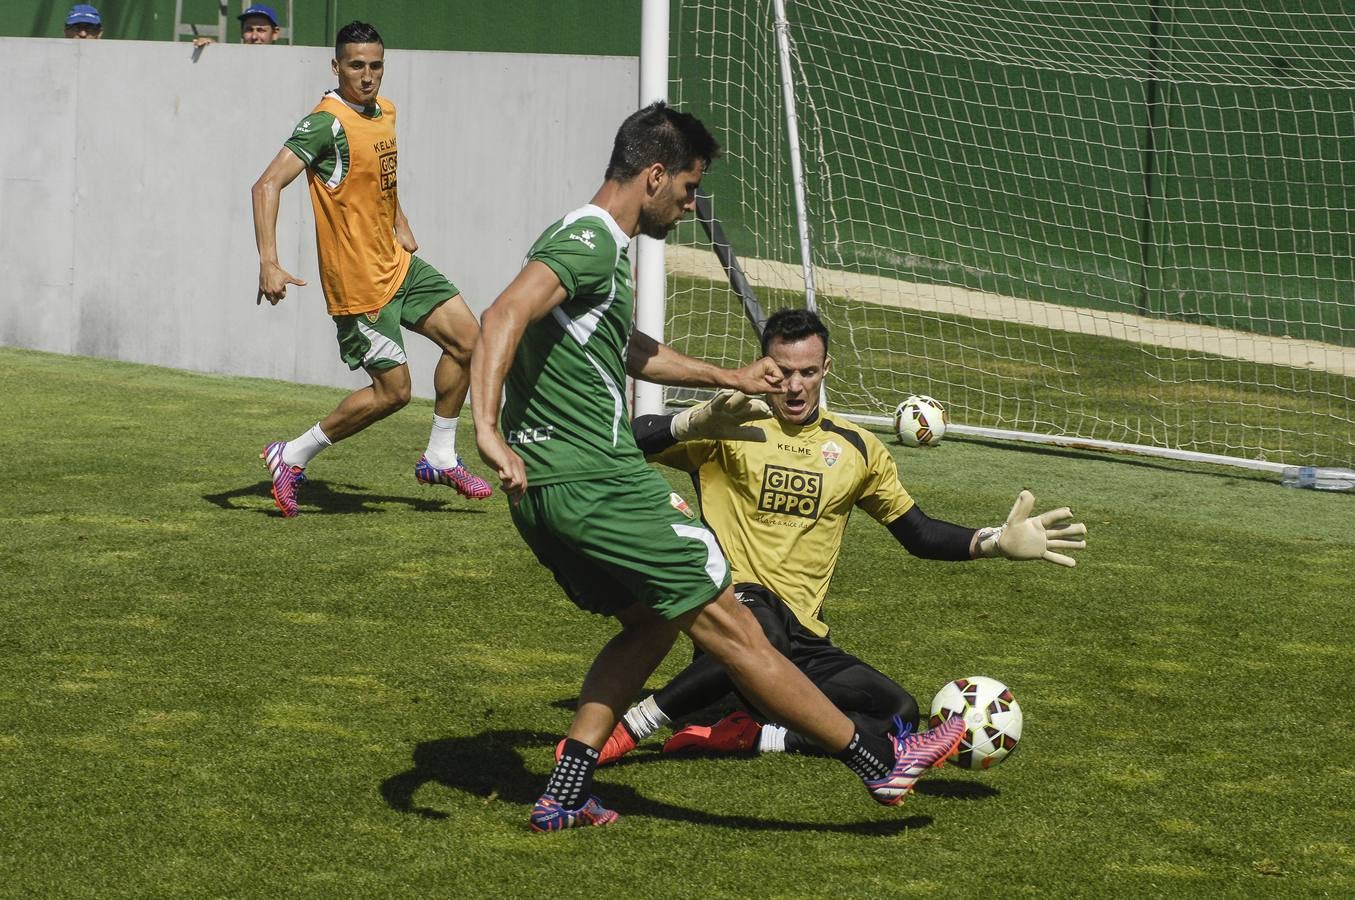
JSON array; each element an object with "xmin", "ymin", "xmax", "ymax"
[
  {"xmin": 424, "ymin": 414, "xmax": 459, "ymax": 468},
  {"xmin": 283, "ymin": 423, "xmax": 331, "ymax": 468},
  {"xmin": 622, "ymin": 695, "xmax": 670, "ymax": 740},
  {"xmin": 757, "ymin": 724, "xmax": 788, "ymax": 754}
]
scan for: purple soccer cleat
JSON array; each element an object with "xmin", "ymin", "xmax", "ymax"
[
  {"xmin": 529, "ymin": 795, "xmax": 619, "ymax": 832},
  {"xmin": 415, "ymin": 455, "xmax": 492, "ymax": 500},
  {"xmin": 865, "ymin": 713, "xmax": 966, "ymax": 806},
  {"xmin": 261, "ymin": 440, "xmax": 305, "ymax": 518}
]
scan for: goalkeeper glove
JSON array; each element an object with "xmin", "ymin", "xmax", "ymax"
[
  {"xmin": 975, "ymin": 490, "xmax": 1087, "ymax": 567},
  {"xmin": 671, "ymin": 390, "xmax": 773, "ymax": 442}
]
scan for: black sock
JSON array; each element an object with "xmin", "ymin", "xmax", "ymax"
[
  {"xmin": 544, "ymin": 739, "xmax": 598, "ymax": 810},
  {"xmin": 833, "ymin": 730, "xmax": 894, "ymax": 781}
]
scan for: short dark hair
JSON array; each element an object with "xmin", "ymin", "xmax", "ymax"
[
  {"xmin": 761, "ymin": 308, "xmax": 829, "ymax": 355},
  {"xmin": 335, "ymin": 20, "xmax": 382, "ymax": 59},
  {"xmin": 605, "ymin": 101, "xmax": 720, "ymax": 182}
]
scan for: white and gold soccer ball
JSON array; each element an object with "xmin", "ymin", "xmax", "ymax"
[
  {"xmin": 929, "ymin": 675, "xmax": 1023, "ymax": 770},
  {"xmin": 894, "ymin": 394, "xmax": 949, "ymax": 447}
]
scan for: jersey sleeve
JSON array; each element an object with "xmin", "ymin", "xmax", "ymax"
[
  {"xmin": 282, "ymin": 111, "xmax": 338, "ymax": 171},
  {"xmin": 529, "ymin": 220, "xmax": 619, "ymax": 299},
  {"xmin": 855, "ymin": 431, "xmax": 915, "ymax": 524},
  {"xmin": 650, "ymin": 438, "xmax": 718, "ymax": 472}
]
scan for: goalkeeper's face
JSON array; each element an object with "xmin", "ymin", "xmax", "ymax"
[
  {"xmin": 765, "ymin": 334, "xmax": 831, "ymax": 425},
  {"xmin": 637, "ymin": 163, "xmax": 704, "ymax": 239}
]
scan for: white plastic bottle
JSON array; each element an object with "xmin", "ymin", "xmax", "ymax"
[{"xmin": 1281, "ymin": 466, "xmax": 1355, "ymax": 491}]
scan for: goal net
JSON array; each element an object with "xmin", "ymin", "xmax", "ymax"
[{"xmin": 664, "ymin": 1, "xmax": 1355, "ymax": 470}]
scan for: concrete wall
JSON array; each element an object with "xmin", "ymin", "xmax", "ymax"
[{"xmin": 1, "ymin": 37, "xmax": 636, "ymax": 397}]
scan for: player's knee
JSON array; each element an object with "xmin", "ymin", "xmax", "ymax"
[
  {"xmin": 428, "ymin": 301, "xmax": 479, "ymax": 364},
  {"xmin": 375, "ymin": 381, "xmax": 412, "ymax": 412},
  {"xmin": 444, "ymin": 334, "xmax": 475, "ymax": 367},
  {"xmin": 699, "ymin": 621, "xmax": 774, "ymax": 677}
]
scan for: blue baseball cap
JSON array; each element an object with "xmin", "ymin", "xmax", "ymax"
[
  {"xmin": 238, "ymin": 4, "xmax": 279, "ymax": 26},
  {"xmin": 65, "ymin": 4, "xmax": 102, "ymax": 26}
]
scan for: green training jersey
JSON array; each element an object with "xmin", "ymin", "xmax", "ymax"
[
  {"xmin": 502, "ymin": 204, "xmax": 648, "ymax": 485},
  {"xmin": 283, "ymin": 91, "xmax": 385, "ymax": 188}
]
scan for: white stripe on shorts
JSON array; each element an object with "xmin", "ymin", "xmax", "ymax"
[
  {"xmin": 356, "ymin": 319, "xmax": 407, "ymax": 368},
  {"xmin": 671, "ymin": 523, "xmax": 729, "ymax": 587}
]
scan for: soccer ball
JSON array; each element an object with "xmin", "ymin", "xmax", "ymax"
[
  {"xmin": 929, "ymin": 675, "xmax": 1023, "ymax": 770},
  {"xmin": 894, "ymin": 394, "xmax": 948, "ymax": 447}
]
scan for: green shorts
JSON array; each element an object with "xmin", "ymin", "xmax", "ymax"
[
  {"xmin": 333, "ymin": 256, "xmax": 459, "ymax": 371},
  {"xmin": 511, "ymin": 469, "xmax": 731, "ymax": 620}
]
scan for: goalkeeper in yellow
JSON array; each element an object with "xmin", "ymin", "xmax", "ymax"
[{"xmin": 570, "ymin": 307, "xmax": 1086, "ymax": 765}]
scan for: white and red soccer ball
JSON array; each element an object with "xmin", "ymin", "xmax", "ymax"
[
  {"xmin": 894, "ymin": 394, "xmax": 949, "ymax": 447},
  {"xmin": 929, "ymin": 675, "xmax": 1023, "ymax": 770}
]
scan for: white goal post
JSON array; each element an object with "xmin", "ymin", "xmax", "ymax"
[{"xmin": 644, "ymin": 1, "xmax": 1355, "ymax": 481}]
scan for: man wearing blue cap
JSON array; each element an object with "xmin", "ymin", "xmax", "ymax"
[
  {"xmin": 192, "ymin": 4, "xmax": 280, "ymax": 48},
  {"xmin": 64, "ymin": 4, "xmax": 102, "ymax": 39},
  {"xmin": 238, "ymin": 5, "xmax": 281, "ymax": 44}
]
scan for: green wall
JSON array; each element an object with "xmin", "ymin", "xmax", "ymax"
[{"xmin": 2, "ymin": 1, "xmax": 640, "ymax": 54}]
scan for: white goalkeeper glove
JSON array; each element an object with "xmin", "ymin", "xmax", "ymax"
[
  {"xmin": 671, "ymin": 390, "xmax": 773, "ymax": 442},
  {"xmin": 975, "ymin": 490, "xmax": 1087, "ymax": 567}
]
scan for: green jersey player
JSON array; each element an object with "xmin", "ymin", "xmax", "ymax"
[{"xmin": 470, "ymin": 102, "xmax": 967, "ymax": 832}]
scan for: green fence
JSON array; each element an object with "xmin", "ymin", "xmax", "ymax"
[{"xmin": 2, "ymin": 1, "xmax": 640, "ymax": 54}]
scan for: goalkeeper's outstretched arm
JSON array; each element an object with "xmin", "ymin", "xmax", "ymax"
[
  {"xmin": 886, "ymin": 506, "xmax": 978, "ymax": 561},
  {"xmin": 971, "ymin": 490, "xmax": 1087, "ymax": 567},
  {"xmin": 887, "ymin": 491, "xmax": 1087, "ymax": 567}
]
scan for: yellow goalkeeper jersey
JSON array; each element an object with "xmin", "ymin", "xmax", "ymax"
[{"xmin": 652, "ymin": 409, "xmax": 914, "ymax": 636}]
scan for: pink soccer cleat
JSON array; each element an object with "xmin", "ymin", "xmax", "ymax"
[
  {"xmin": 864, "ymin": 714, "xmax": 966, "ymax": 806},
  {"xmin": 415, "ymin": 455, "xmax": 492, "ymax": 500},
  {"xmin": 529, "ymin": 795, "xmax": 619, "ymax": 832},
  {"xmin": 261, "ymin": 440, "xmax": 305, "ymax": 518}
]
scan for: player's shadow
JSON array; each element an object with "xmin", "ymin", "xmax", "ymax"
[
  {"xmin": 203, "ymin": 479, "xmax": 487, "ymax": 516},
  {"xmin": 380, "ymin": 729, "xmax": 933, "ymax": 834}
]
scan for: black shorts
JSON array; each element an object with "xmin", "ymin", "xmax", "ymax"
[{"xmin": 731, "ymin": 582, "xmax": 863, "ymax": 684}]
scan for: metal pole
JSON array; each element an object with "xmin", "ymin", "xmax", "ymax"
[
  {"xmin": 695, "ymin": 191, "xmax": 768, "ymax": 338},
  {"xmin": 634, "ymin": 0, "xmax": 669, "ymax": 416},
  {"xmin": 772, "ymin": 0, "xmax": 818, "ymax": 316},
  {"xmin": 772, "ymin": 0, "xmax": 824, "ymax": 406},
  {"xmin": 1136, "ymin": 0, "xmax": 1168, "ymax": 316}
]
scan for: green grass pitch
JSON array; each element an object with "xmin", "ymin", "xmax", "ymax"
[{"xmin": 2, "ymin": 346, "xmax": 1352, "ymax": 897}]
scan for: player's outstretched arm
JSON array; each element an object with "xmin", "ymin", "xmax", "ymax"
[
  {"xmin": 625, "ymin": 331, "xmax": 784, "ymax": 396},
  {"xmin": 972, "ymin": 490, "xmax": 1088, "ymax": 567},
  {"xmin": 471, "ymin": 261, "xmax": 568, "ymax": 503},
  {"xmin": 251, "ymin": 148, "xmax": 308, "ymax": 305},
  {"xmin": 671, "ymin": 390, "xmax": 773, "ymax": 442}
]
